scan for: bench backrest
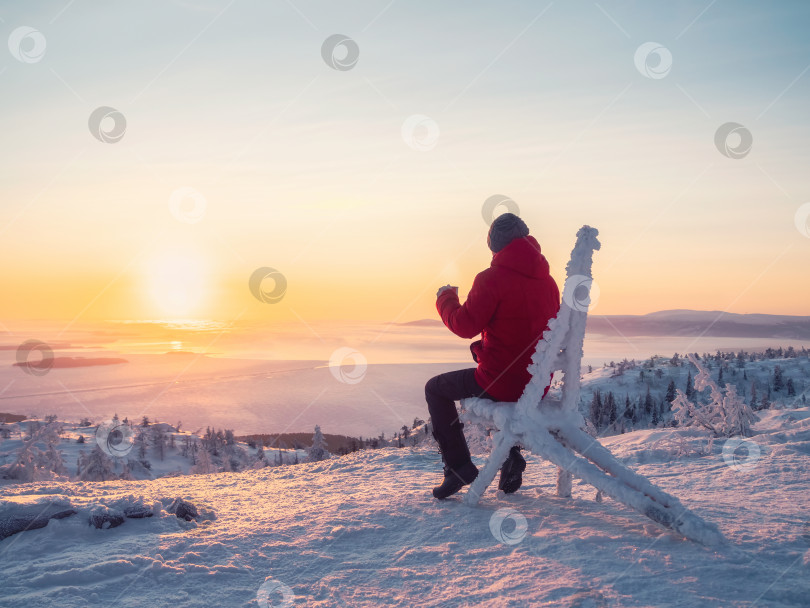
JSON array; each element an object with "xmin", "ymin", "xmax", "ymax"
[{"xmin": 515, "ymin": 226, "xmax": 601, "ymax": 419}]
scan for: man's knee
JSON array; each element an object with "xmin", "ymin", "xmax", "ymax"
[{"xmin": 425, "ymin": 375, "xmax": 441, "ymax": 399}]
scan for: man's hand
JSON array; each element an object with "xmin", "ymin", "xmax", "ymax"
[{"xmin": 436, "ymin": 285, "xmax": 458, "ymax": 298}]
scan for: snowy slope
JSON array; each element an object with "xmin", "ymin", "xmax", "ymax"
[{"xmin": 1, "ymin": 410, "xmax": 809, "ymax": 608}]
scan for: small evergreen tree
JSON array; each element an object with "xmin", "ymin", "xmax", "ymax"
[
  {"xmin": 665, "ymin": 380, "xmax": 677, "ymax": 404},
  {"xmin": 685, "ymin": 370, "xmax": 694, "ymax": 400},
  {"xmin": 623, "ymin": 394, "xmax": 633, "ymax": 424},
  {"xmin": 308, "ymin": 425, "xmax": 329, "ymax": 462},
  {"xmin": 606, "ymin": 392, "xmax": 618, "ymax": 427},
  {"xmin": 589, "ymin": 390, "xmax": 603, "ymax": 427},
  {"xmin": 644, "ymin": 387, "xmax": 654, "ymax": 416},
  {"xmin": 152, "ymin": 426, "xmax": 166, "ymax": 461},
  {"xmin": 773, "ymin": 365, "xmax": 784, "ymax": 392},
  {"xmin": 762, "ymin": 385, "xmax": 771, "ymax": 410},
  {"xmin": 77, "ymin": 444, "xmax": 116, "ymax": 481}
]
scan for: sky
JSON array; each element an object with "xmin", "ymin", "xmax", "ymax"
[{"xmin": 1, "ymin": 0, "xmax": 809, "ymax": 326}]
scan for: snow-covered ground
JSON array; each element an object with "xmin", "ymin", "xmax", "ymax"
[{"xmin": 2, "ymin": 408, "xmax": 808, "ymax": 607}]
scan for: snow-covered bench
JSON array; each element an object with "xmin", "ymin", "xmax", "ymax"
[{"xmin": 460, "ymin": 226, "xmax": 725, "ymax": 546}]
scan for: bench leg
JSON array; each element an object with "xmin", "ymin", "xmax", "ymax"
[
  {"xmin": 519, "ymin": 426, "xmax": 725, "ymax": 546},
  {"xmin": 463, "ymin": 429, "xmax": 516, "ymax": 505},
  {"xmin": 556, "ymin": 468, "xmax": 573, "ymax": 498}
]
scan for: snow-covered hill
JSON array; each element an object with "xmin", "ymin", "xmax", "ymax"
[{"xmin": 1, "ymin": 409, "xmax": 809, "ymax": 607}]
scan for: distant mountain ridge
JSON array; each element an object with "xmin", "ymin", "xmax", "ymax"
[
  {"xmin": 587, "ymin": 310, "xmax": 810, "ymax": 340},
  {"xmin": 401, "ymin": 310, "xmax": 810, "ymax": 340}
]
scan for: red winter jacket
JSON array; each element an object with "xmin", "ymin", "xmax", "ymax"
[{"xmin": 436, "ymin": 235, "xmax": 560, "ymax": 402}]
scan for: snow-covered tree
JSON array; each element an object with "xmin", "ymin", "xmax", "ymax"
[
  {"xmin": 136, "ymin": 428, "xmax": 148, "ymax": 459},
  {"xmin": 191, "ymin": 446, "xmax": 215, "ymax": 474},
  {"xmin": 308, "ymin": 425, "xmax": 329, "ymax": 462},
  {"xmin": 670, "ymin": 353, "xmax": 757, "ymax": 437},
  {"xmin": 152, "ymin": 426, "xmax": 166, "ymax": 461},
  {"xmin": 41, "ymin": 441, "xmax": 68, "ymax": 477},
  {"xmin": 0, "ymin": 421, "xmax": 66, "ymax": 482},
  {"xmin": 252, "ymin": 444, "xmax": 267, "ymax": 469},
  {"xmin": 77, "ymin": 444, "xmax": 117, "ymax": 481}
]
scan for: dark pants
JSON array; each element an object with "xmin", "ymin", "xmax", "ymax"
[{"xmin": 425, "ymin": 368, "xmax": 497, "ymax": 469}]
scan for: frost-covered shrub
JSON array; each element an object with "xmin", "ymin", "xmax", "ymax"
[
  {"xmin": 0, "ymin": 422, "xmax": 67, "ymax": 482},
  {"xmin": 671, "ymin": 354, "xmax": 757, "ymax": 437}
]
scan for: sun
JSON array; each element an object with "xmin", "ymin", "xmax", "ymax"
[{"xmin": 144, "ymin": 247, "xmax": 209, "ymax": 319}]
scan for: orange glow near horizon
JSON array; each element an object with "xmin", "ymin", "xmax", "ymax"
[{"xmin": 2, "ymin": 234, "xmax": 809, "ymax": 325}]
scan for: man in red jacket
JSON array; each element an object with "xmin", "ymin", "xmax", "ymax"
[{"xmin": 426, "ymin": 213, "xmax": 560, "ymax": 499}]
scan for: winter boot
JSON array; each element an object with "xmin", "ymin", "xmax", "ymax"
[
  {"xmin": 497, "ymin": 446, "xmax": 526, "ymax": 494},
  {"xmin": 432, "ymin": 460, "xmax": 478, "ymax": 500},
  {"xmin": 431, "ymin": 424, "xmax": 478, "ymax": 499}
]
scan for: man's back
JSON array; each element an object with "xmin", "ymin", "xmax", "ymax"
[{"xmin": 437, "ymin": 234, "xmax": 560, "ymax": 402}]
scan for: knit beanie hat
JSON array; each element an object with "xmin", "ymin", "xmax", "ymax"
[{"xmin": 487, "ymin": 212, "xmax": 530, "ymax": 253}]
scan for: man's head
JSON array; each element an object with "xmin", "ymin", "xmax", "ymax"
[{"xmin": 487, "ymin": 212, "xmax": 530, "ymax": 253}]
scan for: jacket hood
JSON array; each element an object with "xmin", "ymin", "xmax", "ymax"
[{"xmin": 491, "ymin": 235, "xmax": 549, "ymax": 279}]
